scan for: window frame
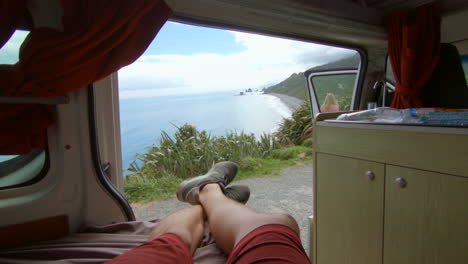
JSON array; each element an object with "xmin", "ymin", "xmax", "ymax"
[
  {"xmin": 0, "ymin": 149, "xmax": 50, "ymax": 190},
  {"xmin": 306, "ymin": 69, "xmax": 360, "ymax": 115}
]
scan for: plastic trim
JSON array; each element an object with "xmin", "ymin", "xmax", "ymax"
[{"xmin": 87, "ymin": 84, "xmax": 135, "ymax": 221}]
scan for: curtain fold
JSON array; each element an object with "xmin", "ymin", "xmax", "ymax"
[
  {"xmin": 0, "ymin": 0, "xmax": 172, "ymax": 154},
  {"xmin": 385, "ymin": 4, "xmax": 441, "ymax": 109}
]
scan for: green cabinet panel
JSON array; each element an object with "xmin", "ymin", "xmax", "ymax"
[
  {"xmin": 384, "ymin": 166, "xmax": 468, "ymax": 264},
  {"xmin": 316, "ymin": 153, "xmax": 384, "ymax": 264}
]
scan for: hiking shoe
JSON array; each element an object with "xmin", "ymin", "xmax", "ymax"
[
  {"xmin": 224, "ymin": 185, "xmax": 250, "ymax": 204},
  {"xmin": 176, "ymin": 161, "xmax": 238, "ymax": 205}
]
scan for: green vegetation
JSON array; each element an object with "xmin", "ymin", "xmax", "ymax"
[
  {"xmin": 264, "ymin": 54, "xmax": 360, "ymax": 110},
  {"xmin": 313, "ymin": 74, "xmax": 356, "ymax": 111},
  {"xmin": 275, "ymin": 101, "xmax": 313, "ymax": 146},
  {"xmin": 124, "ymin": 122, "xmax": 313, "ymax": 203},
  {"xmin": 124, "ymin": 147, "xmax": 311, "ymax": 203},
  {"xmin": 264, "ymin": 72, "xmax": 309, "ymax": 100},
  {"xmin": 127, "ymin": 125, "xmax": 279, "ymax": 180},
  {"xmin": 124, "ymin": 173, "xmax": 182, "ymax": 203}
]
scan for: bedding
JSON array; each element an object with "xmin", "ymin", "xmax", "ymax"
[{"xmin": 0, "ymin": 220, "xmax": 226, "ymax": 264}]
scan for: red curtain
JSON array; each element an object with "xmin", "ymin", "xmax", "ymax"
[
  {"xmin": 0, "ymin": 0, "xmax": 172, "ymax": 154},
  {"xmin": 385, "ymin": 4, "xmax": 441, "ymax": 109}
]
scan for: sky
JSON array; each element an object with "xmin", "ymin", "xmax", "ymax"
[
  {"xmin": 118, "ymin": 22, "xmax": 357, "ymax": 99},
  {"xmin": 0, "ymin": 23, "xmax": 357, "ymax": 98}
]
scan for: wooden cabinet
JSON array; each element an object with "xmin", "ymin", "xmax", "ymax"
[
  {"xmin": 316, "ymin": 153, "xmax": 384, "ymax": 264},
  {"xmin": 384, "ymin": 166, "xmax": 468, "ymax": 264},
  {"xmin": 313, "ymin": 120, "xmax": 468, "ymax": 264}
]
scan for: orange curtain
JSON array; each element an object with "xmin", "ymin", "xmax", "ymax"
[
  {"xmin": 385, "ymin": 4, "xmax": 441, "ymax": 109},
  {"xmin": 0, "ymin": 0, "xmax": 172, "ymax": 154}
]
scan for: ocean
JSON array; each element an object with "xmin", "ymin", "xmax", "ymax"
[{"xmin": 119, "ymin": 92, "xmax": 292, "ymax": 174}]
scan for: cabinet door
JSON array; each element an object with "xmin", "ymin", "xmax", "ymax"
[
  {"xmin": 384, "ymin": 166, "xmax": 468, "ymax": 264},
  {"xmin": 316, "ymin": 153, "xmax": 384, "ymax": 264}
]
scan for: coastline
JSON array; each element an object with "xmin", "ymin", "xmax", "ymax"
[{"xmin": 268, "ymin": 93, "xmax": 304, "ymax": 111}]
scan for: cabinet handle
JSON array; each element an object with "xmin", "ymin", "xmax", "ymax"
[
  {"xmin": 366, "ymin": 171, "xmax": 375, "ymax": 181},
  {"xmin": 396, "ymin": 177, "xmax": 407, "ymax": 188}
]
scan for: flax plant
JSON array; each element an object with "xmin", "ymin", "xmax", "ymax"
[
  {"xmin": 127, "ymin": 124, "xmax": 280, "ymax": 180},
  {"xmin": 274, "ymin": 101, "xmax": 313, "ymax": 146}
]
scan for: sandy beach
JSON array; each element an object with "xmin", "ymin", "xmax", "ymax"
[{"xmin": 268, "ymin": 93, "xmax": 304, "ymax": 111}]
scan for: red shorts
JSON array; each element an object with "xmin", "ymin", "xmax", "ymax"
[{"xmin": 107, "ymin": 224, "xmax": 310, "ymax": 264}]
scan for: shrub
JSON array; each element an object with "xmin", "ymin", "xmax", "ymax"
[
  {"xmin": 127, "ymin": 124, "xmax": 281, "ymax": 180},
  {"xmin": 275, "ymin": 101, "xmax": 313, "ymax": 146}
]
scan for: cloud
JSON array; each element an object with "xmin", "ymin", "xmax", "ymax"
[{"xmin": 118, "ymin": 30, "xmax": 357, "ymax": 98}]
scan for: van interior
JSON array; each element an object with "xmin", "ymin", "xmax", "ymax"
[{"xmin": 0, "ymin": 0, "xmax": 467, "ymax": 263}]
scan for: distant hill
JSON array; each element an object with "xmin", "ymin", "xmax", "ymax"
[
  {"xmin": 264, "ymin": 54, "xmax": 360, "ymax": 101},
  {"xmin": 308, "ymin": 54, "xmax": 360, "ymax": 72}
]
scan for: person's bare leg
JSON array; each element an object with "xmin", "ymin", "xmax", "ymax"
[
  {"xmin": 149, "ymin": 205, "xmax": 205, "ymax": 255},
  {"xmin": 199, "ymin": 184, "xmax": 300, "ymax": 254}
]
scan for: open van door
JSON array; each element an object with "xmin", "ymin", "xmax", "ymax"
[{"xmin": 305, "ymin": 69, "xmax": 360, "ymax": 117}]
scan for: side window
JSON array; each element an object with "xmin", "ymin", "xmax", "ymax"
[
  {"xmin": 386, "ymin": 56, "xmax": 396, "ymax": 85},
  {"xmin": 383, "ymin": 56, "xmax": 396, "ymax": 106},
  {"xmin": 0, "ymin": 30, "xmax": 29, "ymax": 64},
  {"xmin": 0, "ymin": 30, "xmax": 49, "ymax": 189},
  {"xmin": 305, "ymin": 53, "xmax": 361, "ymax": 114},
  {"xmin": 461, "ymin": 55, "xmax": 468, "ymax": 81},
  {"xmin": 310, "ymin": 72, "xmax": 357, "ymax": 112},
  {"xmin": 0, "ymin": 151, "xmax": 48, "ymax": 188}
]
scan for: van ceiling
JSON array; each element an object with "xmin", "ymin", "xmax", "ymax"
[
  {"xmin": 20, "ymin": 0, "xmax": 468, "ymax": 48},
  {"xmin": 167, "ymin": 0, "xmax": 468, "ymax": 48}
]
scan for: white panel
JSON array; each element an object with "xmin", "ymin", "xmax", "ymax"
[
  {"xmin": 0, "ymin": 91, "xmax": 86, "ymax": 232},
  {"xmin": 94, "ymin": 74, "xmax": 124, "ymax": 190},
  {"xmin": 74, "ymin": 88, "xmax": 128, "ymax": 226}
]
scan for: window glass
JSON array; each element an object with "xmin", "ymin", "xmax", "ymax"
[
  {"xmin": 461, "ymin": 55, "xmax": 468, "ymax": 81},
  {"xmin": 312, "ymin": 74, "xmax": 357, "ymax": 112},
  {"xmin": 386, "ymin": 56, "xmax": 396, "ymax": 84},
  {"xmin": 0, "ymin": 30, "xmax": 48, "ymax": 189},
  {"xmin": 0, "ymin": 150, "xmax": 47, "ymax": 188},
  {"xmin": 0, "ymin": 30, "xmax": 29, "ymax": 64}
]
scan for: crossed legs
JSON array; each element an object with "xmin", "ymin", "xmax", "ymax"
[
  {"xmin": 149, "ymin": 183, "xmax": 300, "ymax": 255},
  {"xmin": 109, "ymin": 162, "xmax": 308, "ymax": 264}
]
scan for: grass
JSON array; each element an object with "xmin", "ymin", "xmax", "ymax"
[
  {"xmin": 124, "ymin": 145, "xmax": 312, "ymax": 203},
  {"xmin": 124, "ymin": 173, "xmax": 182, "ymax": 203},
  {"xmin": 238, "ymin": 146, "xmax": 312, "ymax": 181}
]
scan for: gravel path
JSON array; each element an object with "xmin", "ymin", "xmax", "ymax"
[{"xmin": 132, "ymin": 163, "xmax": 314, "ymax": 255}]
